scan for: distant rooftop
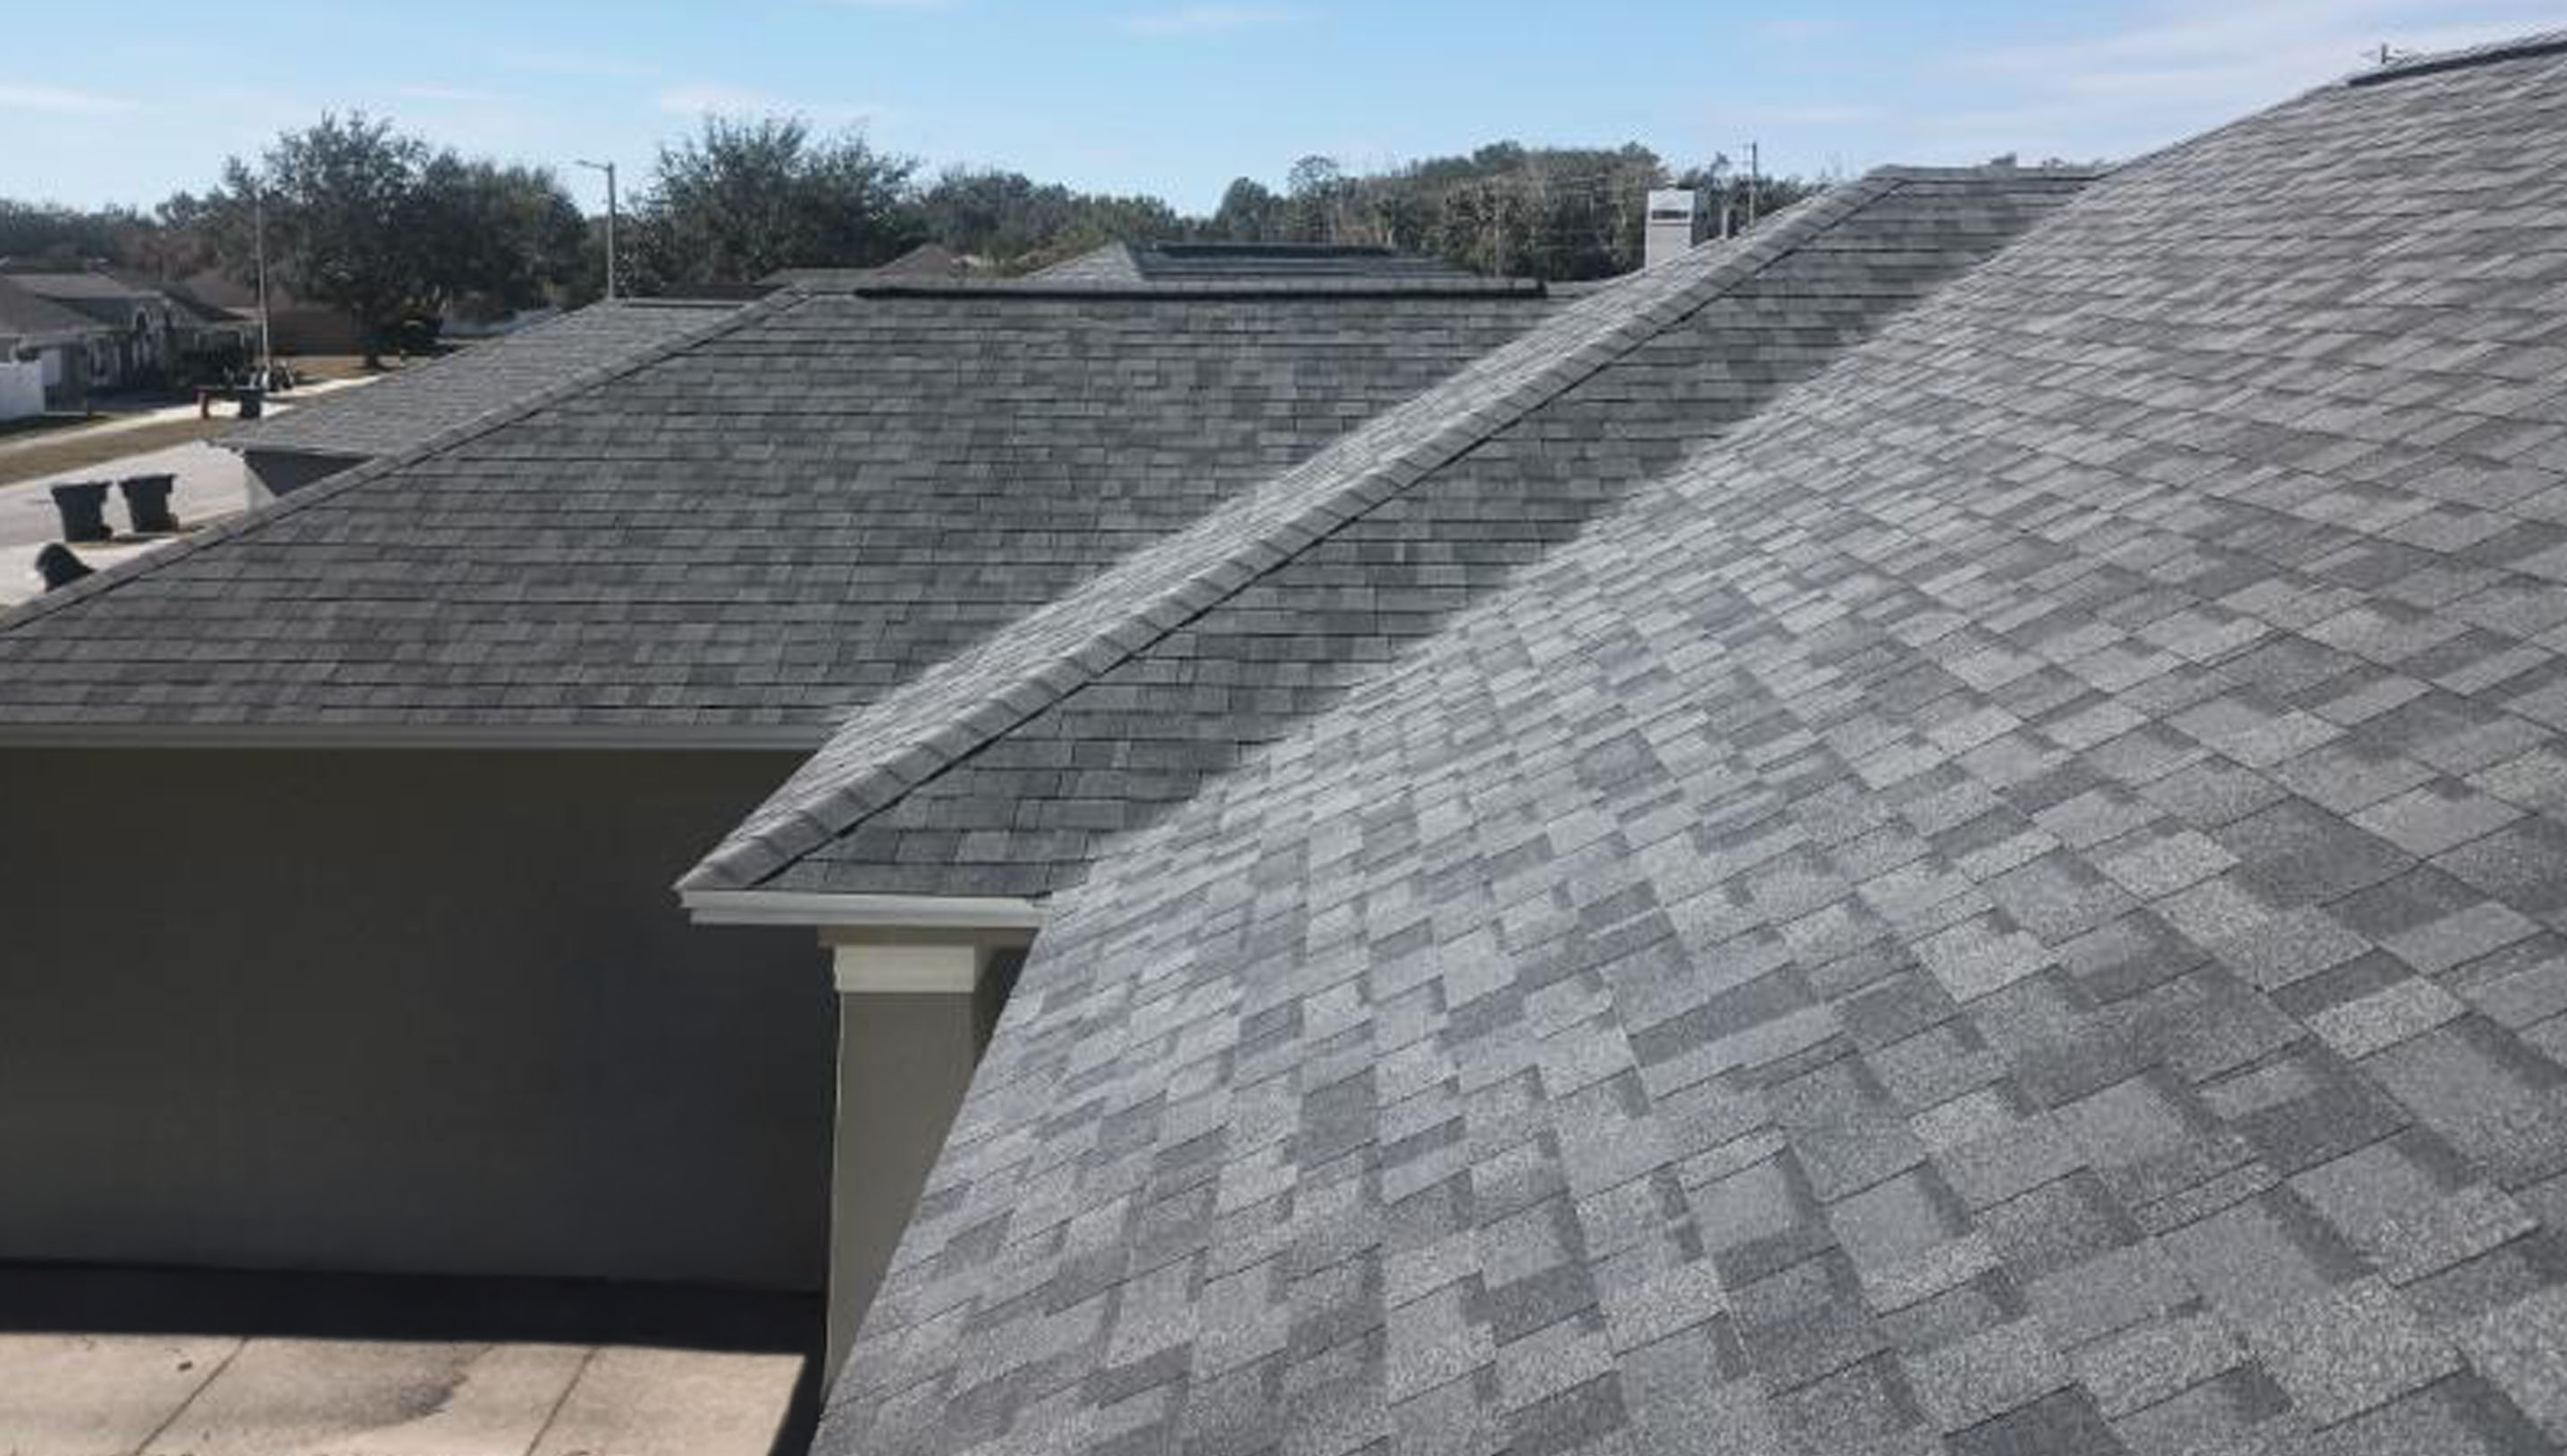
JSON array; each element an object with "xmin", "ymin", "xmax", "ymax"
[{"xmin": 1032, "ymin": 240, "xmax": 1481, "ymax": 285}]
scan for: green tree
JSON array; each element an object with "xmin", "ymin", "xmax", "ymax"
[
  {"xmin": 213, "ymin": 114, "xmax": 429, "ymax": 364},
  {"xmin": 1208, "ymin": 178, "xmax": 1282, "ymax": 240},
  {"xmin": 197, "ymin": 114, "xmax": 585, "ymax": 362},
  {"xmin": 628, "ymin": 116, "xmax": 922, "ymax": 287},
  {"xmin": 413, "ymin": 156, "xmax": 586, "ymax": 319},
  {"xmin": 0, "ymin": 199, "xmax": 155, "ymax": 268}
]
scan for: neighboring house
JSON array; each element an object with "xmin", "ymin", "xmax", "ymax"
[
  {"xmin": 1036, "ymin": 239, "xmax": 1482, "ymax": 283},
  {"xmin": 220, "ymin": 298, "xmax": 741, "ymax": 500},
  {"xmin": 0, "ymin": 268, "xmax": 257, "ymax": 391},
  {"xmin": 175, "ymin": 265, "xmax": 366, "ymax": 356},
  {"xmin": 0, "ymin": 269, "xmax": 180, "ymax": 388},
  {"xmin": 0, "ymin": 37, "xmax": 2563, "ymax": 1456},
  {"xmin": 0, "ymin": 274, "xmax": 113, "ymax": 413}
]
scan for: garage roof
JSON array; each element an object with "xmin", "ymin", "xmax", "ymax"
[
  {"xmin": 219, "ymin": 298, "xmax": 739, "ymax": 460},
  {"xmin": 0, "ymin": 282, "xmax": 1547, "ymax": 735}
]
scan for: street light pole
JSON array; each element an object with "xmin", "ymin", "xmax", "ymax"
[
  {"xmin": 576, "ymin": 159, "xmax": 619, "ymax": 300},
  {"xmin": 252, "ymin": 188, "xmax": 273, "ymax": 377}
]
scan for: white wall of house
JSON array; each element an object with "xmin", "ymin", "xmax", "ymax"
[{"xmin": 0, "ymin": 359, "xmax": 40, "ymax": 419}]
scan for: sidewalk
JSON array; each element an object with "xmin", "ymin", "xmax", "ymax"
[
  {"xmin": 0, "ymin": 376, "xmax": 375, "ymax": 463},
  {"xmin": 0, "ymin": 1263, "xmax": 815, "ymax": 1456}
]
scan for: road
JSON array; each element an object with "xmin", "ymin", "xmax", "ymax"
[
  {"xmin": 0, "ymin": 439, "xmax": 254, "ymax": 606},
  {"xmin": 0, "ymin": 376, "xmax": 387, "ymax": 607}
]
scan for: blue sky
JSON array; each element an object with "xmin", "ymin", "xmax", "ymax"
[{"xmin": 3, "ymin": 0, "xmax": 2556, "ymax": 215}]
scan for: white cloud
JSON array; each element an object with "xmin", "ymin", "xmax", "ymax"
[
  {"xmin": 654, "ymin": 83, "xmax": 885, "ymax": 124},
  {"xmin": 393, "ymin": 84, "xmax": 504, "ymax": 105},
  {"xmin": 499, "ymin": 50, "xmax": 659, "ymax": 79},
  {"xmin": 1755, "ymin": 17, "xmax": 1849, "ymax": 42},
  {"xmin": 1724, "ymin": 102, "xmax": 1879, "ymax": 129},
  {"xmin": 1117, "ymin": 4, "xmax": 1299, "ymax": 37},
  {"xmin": 0, "ymin": 83, "xmax": 138, "ymax": 114},
  {"xmin": 1928, "ymin": 0, "xmax": 2555, "ymax": 162}
]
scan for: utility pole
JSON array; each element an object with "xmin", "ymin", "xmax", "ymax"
[
  {"xmin": 252, "ymin": 188, "xmax": 273, "ymax": 379},
  {"xmin": 577, "ymin": 159, "xmax": 619, "ymax": 300},
  {"xmin": 1745, "ymin": 140, "xmax": 1761, "ymax": 231}
]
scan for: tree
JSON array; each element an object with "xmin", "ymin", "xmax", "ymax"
[
  {"xmin": 196, "ymin": 114, "xmax": 585, "ymax": 364},
  {"xmin": 213, "ymin": 114, "xmax": 428, "ymax": 365},
  {"xmin": 628, "ymin": 116, "xmax": 922, "ymax": 288},
  {"xmin": 0, "ymin": 199, "xmax": 155, "ymax": 268},
  {"xmin": 412, "ymin": 156, "xmax": 585, "ymax": 320},
  {"xmin": 1209, "ymin": 178, "xmax": 1282, "ymax": 240}
]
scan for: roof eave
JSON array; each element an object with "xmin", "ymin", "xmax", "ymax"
[{"xmin": 680, "ymin": 887, "xmax": 1048, "ymax": 933}]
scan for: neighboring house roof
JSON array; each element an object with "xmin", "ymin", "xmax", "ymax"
[
  {"xmin": 688, "ymin": 167, "xmax": 2096, "ymax": 897},
  {"xmin": 0, "ymin": 280, "xmax": 1548, "ymax": 736},
  {"xmin": 220, "ymin": 299, "xmax": 738, "ymax": 460},
  {"xmin": 0, "ymin": 270, "xmax": 162, "ymax": 303},
  {"xmin": 1035, "ymin": 241, "xmax": 1480, "ymax": 284},
  {"xmin": 155, "ymin": 284, "xmax": 256, "ymax": 330},
  {"xmin": 764, "ymin": 242, "xmax": 972, "ymax": 286},
  {"xmin": 1, "ymin": 270, "xmax": 170, "ymax": 330},
  {"xmin": 818, "ymin": 37, "xmax": 2567, "ymax": 1456},
  {"xmin": 0, "ymin": 275, "xmax": 111, "ymax": 342}
]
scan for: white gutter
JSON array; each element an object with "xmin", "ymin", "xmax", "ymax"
[{"xmin": 681, "ymin": 888, "xmax": 1048, "ymax": 933}]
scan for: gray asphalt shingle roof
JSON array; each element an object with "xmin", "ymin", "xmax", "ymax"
[
  {"xmin": 0, "ymin": 274, "xmax": 107, "ymax": 341},
  {"xmin": 0, "ymin": 287, "xmax": 1544, "ymax": 732},
  {"xmin": 815, "ymin": 38, "xmax": 2567, "ymax": 1456},
  {"xmin": 692, "ymin": 167, "xmax": 2096, "ymax": 896},
  {"xmin": 221, "ymin": 299, "xmax": 739, "ymax": 459}
]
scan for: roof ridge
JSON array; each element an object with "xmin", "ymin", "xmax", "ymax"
[
  {"xmin": 0, "ymin": 290, "xmax": 798, "ymax": 635},
  {"xmin": 2347, "ymin": 29, "xmax": 2567, "ymax": 85},
  {"xmin": 683, "ymin": 166, "xmax": 2055, "ymax": 894}
]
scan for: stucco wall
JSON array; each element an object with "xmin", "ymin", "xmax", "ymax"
[{"xmin": 0, "ymin": 747, "xmax": 832, "ymax": 1291}]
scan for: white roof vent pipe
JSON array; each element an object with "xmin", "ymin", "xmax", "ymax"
[{"xmin": 1644, "ymin": 189, "xmax": 1706, "ymax": 269}]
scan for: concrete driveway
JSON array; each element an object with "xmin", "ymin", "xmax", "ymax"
[
  {"xmin": 0, "ymin": 441, "xmax": 251, "ymax": 607},
  {"xmin": 0, "ymin": 1264, "xmax": 815, "ymax": 1456}
]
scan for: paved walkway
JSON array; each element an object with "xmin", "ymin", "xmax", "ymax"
[
  {"xmin": 0, "ymin": 1265, "xmax": 816, "ymax": 1456},
  {"xmin": 0, "ymin": 376, "xmax": 374, "ymax": 460}
]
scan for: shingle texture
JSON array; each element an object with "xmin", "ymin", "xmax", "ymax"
[
  {"xmin": 817, "ymin": 43, "xmax": 2567, "ymax": 1456},
  {"xmin": 700, "ymin": 170, "xmax": 2092, "ymax": 895},
  {"xmin": 0, "ymin": 290, "xmax": 1543, "ymax": 730},
  {"xmin": 221, "ymin": 299, "xmax": 739, "ymax": 459}
]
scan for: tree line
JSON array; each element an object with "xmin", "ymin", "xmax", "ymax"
[{"xmin": 2, "ymin": 113, "xmax": 1823, "ymax": 361}]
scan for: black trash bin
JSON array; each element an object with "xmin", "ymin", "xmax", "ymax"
[
  {"xmin": 34, "ymin": 544, "xmax": 92, "ymax": 592},
  {"xmin": 235, "ymin": 388, "xmax": 265, "ymax": 420},
  {"xmin": 120, "ymin": 475, "xmax": 180, "ymax": 534},
  {"xmin": 47, "ymin": 481, "xmax": 113, "ymax": 543}
]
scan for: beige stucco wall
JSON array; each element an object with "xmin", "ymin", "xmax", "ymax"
[{"xmin": 0, "ymin": 747, "xmax": 833, "ymax": 1292}]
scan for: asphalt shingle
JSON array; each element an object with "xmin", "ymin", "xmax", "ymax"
[{"xmin": 815, "ymin": 38, "xmax": 2567, "ymax": 1456}]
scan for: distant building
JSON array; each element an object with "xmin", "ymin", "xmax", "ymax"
[{"xmin": 0, "ymin": 274, "xmax": 114, "ymax": 414}]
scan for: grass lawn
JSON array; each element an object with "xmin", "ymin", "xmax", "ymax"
[{"xmin": 0, "ymin": 417, "xmax": 232, "ymax": 488}]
